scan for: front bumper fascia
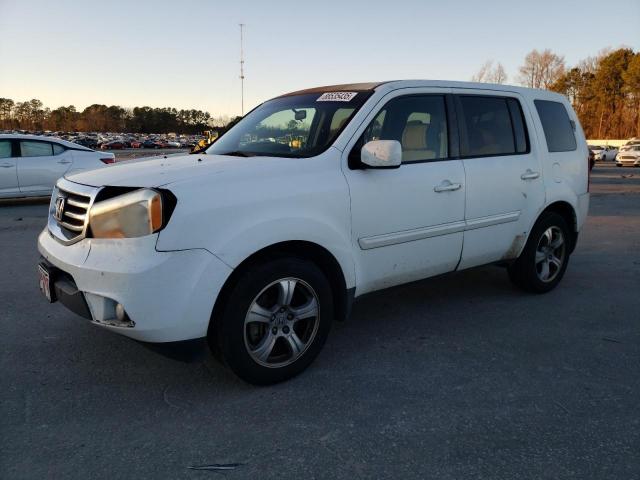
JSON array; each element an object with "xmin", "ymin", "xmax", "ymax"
[{"xmin": 38, "ymin": 229, "xmax": 232, "ymax": 343}]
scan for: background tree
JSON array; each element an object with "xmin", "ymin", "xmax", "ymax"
[
  {"xmin": 519, "ymin": 49, "xmax": 565, "ymax": 89},
  {"xmin": 472, "ymin": 60, "xmax": 507, "ymax": 84},
  {"xmin": 0, "ymin": 98, "xmax": 14, "ymax": 129},
  {"xmin": 551, "ymin": 48, "xmax": 639, "ymax": 138},
  {"xmin": 622, "ymin": 53, "xmax": 640, "ymax": 137}
]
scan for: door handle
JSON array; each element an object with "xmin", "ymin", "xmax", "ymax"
[
  {"xmin": 0, "ymin": 164, "xmax": 13, "ymax": 168},
  {"xmin": 434, "ymin": 181, "xmax": 462, "ymax": 193},
  {"xmin": 521, "ymin": 169, "xmax": 540, "ymax": 180},
  {"xmin": 57, "ymin": 160, "xmax": 72, "ymax": 164}
]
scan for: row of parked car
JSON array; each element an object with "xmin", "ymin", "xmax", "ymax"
[
  {"xmin": 3, "ymin": 130, "xmax": 204, "ymax": 151},
  {"xmin": 588, "ymin": 138, "xmax": 640, "ymax": 167}
]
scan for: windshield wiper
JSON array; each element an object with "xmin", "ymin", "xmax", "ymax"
[{"xmin": 219, "ymin": 150, "xmax": 255, "ymax": 157}]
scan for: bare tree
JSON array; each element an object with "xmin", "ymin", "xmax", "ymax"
[
  {"xmin": 472, "ymin": 61, "xmax": 492, "ymax": 83},
  {"xmin": 472, "ymin": 60, "xmax": 508, "ymax": 84},
  {"xmin": 490, "ymin": 63, "xmax": 507, "ymax": 84},
  {"xmin": 518, "ymin": 49, "xmax": 565, "ymax": 89}
]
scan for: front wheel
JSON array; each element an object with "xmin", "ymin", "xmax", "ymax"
[
  {"xmin": 209, "ymin": 257, "xmax": 333, "ymax": 385},
  {"xmin": 508, "ymin": 212, "xmax": 571, "ymax": 293}
]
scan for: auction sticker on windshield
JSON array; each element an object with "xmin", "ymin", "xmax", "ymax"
[{"xmin": 317, "ymin": 92, "xmax": 358, "ymax": 102}]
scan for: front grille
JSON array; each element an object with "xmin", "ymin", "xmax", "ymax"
[
  {"xmin": 48, "ymin": 179, "xmax": 98, "ymax": 245},
  {"xmin": 57, "ymin": 188, "xmax": 90, "ymax": 235},
  {"xmin": 619, "ymin": 155, "xmax": 636, "ymax": 160}
]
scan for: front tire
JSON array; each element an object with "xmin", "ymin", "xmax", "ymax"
[
  {"xmin": 508, "ymin": 212, "xmax": 571, "ymax": 293},
  {"xmin": 209, "ymin": 257, "xmax": 333, "ymax": 385}
]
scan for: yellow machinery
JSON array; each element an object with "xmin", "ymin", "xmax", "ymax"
[{"xmin": 192, "ymin": 130, "xmax": 219, "ymax": 153}]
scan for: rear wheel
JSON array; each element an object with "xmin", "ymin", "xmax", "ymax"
[
  {"xmin": 209, "ymin": 257, "xmax": 333, "ymax": 385},
  {"xmin": 508, "ymin": 212, "xmax": 571, "ymax": 293}
]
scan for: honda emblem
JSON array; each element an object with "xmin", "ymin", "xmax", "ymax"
[{"xmin": 54, "ymin": 196, "xmax": 65, "ymax": 221}]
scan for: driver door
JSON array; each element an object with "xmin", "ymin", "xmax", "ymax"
[{"xmin": 342, "ymin": 89, "xmax": 466, "ymax": 295}]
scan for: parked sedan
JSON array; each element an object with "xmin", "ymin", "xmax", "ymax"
[
  {"xmin": 101, "ymin": 140, "xmax": 126, "ymax": 150},
  {"xmin": 616, "ymin": 145, "xmax": 640, "ymax": 167},
  {"xmin": 0, "ymin": 134, "xmax": 114, "ymax": 198},
  {"xmin": 590, "ymin": 145, "xmax": 618, "ymax": 161}
]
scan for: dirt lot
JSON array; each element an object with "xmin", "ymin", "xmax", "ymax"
[{"xmin": 1, "ymin": 164, "xmax": 638, "ymax": 479}]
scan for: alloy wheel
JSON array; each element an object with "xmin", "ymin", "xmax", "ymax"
[
  {"xmin": 535, "ymin": 226, "xmax": 566, "ymax": 283},
  {"xmin": 244, "ymin": 277, "xmax": 320, "ymax": 368}
]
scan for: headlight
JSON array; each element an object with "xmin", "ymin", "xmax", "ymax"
[{"xmin": 89, "ymin": 188, "xmax": 164, "ymax": 238}]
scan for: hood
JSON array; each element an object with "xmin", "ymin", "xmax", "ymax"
[{"xmin": 65, "ymin": 153, "xmax": 257, "ymax": 188}]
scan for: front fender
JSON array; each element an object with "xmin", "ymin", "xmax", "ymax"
[
  {"xmin": 155, "ymin": 154, "xmax": 355, "ymax": 288},
  {"xmin": 158, "ymin": 216, "xmax": 355, "ymax": 290}
]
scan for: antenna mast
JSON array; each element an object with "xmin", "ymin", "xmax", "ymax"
[{"xmin": 239, "ymin": 23, "xmax": 245, "ymax": 116}]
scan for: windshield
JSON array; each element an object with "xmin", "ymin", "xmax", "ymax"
[{"xmin": 207, "ymin": 91, "xmax": 372, "ymax": 158}]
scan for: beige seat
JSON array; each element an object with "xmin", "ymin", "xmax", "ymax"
[{"xmin": 401, "ymin": 121, "xmax": 436, "ymax": 162}]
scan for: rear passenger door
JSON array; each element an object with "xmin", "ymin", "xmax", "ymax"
[
  {"xmin": 454, "ymin": 93, "xmax": 545, "ymax": 269},
  {"xmin": 17, "ymin": 140, "xmax": 72, "ymax": 195}
]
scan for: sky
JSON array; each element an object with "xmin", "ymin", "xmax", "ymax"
[{"xmin": 0, "ymin": 0, "xmax": 638, "ymax": 117}]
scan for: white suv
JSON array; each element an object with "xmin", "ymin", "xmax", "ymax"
[{"xmin": 37, "ymin": 81, "xmax": 590, "ymax": 384}]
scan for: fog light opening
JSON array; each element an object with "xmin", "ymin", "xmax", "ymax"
[
  {"xmin": 115, "ymin": 303, "xmax": 127, "ymax": 322},
  {"xmin": 112, "ymin": 303, "xmax": 135, "ymax": 327}
]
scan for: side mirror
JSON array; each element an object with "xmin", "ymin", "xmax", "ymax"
[{"xmin": 360, "ymin": 140, "xmax": 402, "ymax": 169}]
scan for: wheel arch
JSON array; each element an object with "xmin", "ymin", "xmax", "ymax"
[{"xmin": 208, "ymin": 240, "xmax": 354, "ymax": 339}]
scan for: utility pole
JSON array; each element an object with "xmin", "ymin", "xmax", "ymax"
[{"xmin": 239, "ymin": 23, "xmax": 245, "ymax": 116}]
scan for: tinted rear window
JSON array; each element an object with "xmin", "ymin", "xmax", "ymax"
[
  {"xmin": 534, "ymin": 100, "xmax": 577, "ymax": 152},
  {"xmin": 457, "ymin": 96, "xmax": 529, "ymax": 157}
]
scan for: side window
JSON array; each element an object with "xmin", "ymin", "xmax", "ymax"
[
  {"xmin": 52, "ymin": 144, "xmax": 65, "ymax": 155},
  {"xmin": 360, "ymin": 95, "xmax": 448, "ymax": 163},
  {"xmin": 534, "ymin": 100, "xmax": 577, "ymax": 152},
  {"xmin": 0, "ymin": 140, "xmax": 12, "ymax": 158},
  {"xmin": 458, "ymin": 96, "xmax": 526, "ymax": 157},
  {"xmin": 20, "ymin": 141, "xmax": 53, "ymax": 157}
]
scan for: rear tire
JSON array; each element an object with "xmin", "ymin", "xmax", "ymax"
[
  {"xmin": 508, "ymin": 212, "xmax": 571, "ymax": 293},
  {"xmin": 209, "ymin": 257, "xmax": 333, "ymax": 385}
]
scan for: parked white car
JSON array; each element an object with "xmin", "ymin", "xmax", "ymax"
[
  {"xmin": 0, "ymin": 134, "xmax": 114, "ymax": 198},
  {"xmin": 619, "ymin": 139, "xmax": 640, "ymax": 152},
  {"xmin": 37, "ymin": 81, "xmax": 590, "ymax": 384},
  {"xmin": 616, "ymin": 144, "xmax": 640, "ymax": 167},
  {"xmin": 589, "ymin": 145, "xmax": 618, "ymax": 161}
]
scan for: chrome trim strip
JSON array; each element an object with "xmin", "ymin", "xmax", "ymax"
[
  {"xmin": 63, "ymin": 210, "xmax": 85, "ymax": 221},
  {"xmin": 66, "ymin": 197, "xmax": 89, "ymax": 209},
  {"xmin": 58, "ymin": 220, "xmax": 84, "ymax": 232},
  {"xmin": 358, "ymin": 211, "xmax": 521, "ymax": 250},
  {"xmin": 464, "ymin": 211, "xmax": 521, "ymax": 231},
  {"xmin": 359, "ymin": 221, "xmax": 466, "ymax": 250}
]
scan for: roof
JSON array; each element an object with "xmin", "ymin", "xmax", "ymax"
[
  {"xmin": 0, "ymin": 133, "xmax": 94, "ymax": 151},
  {"xmin": 277, "ymin": 82, "xmax": 387, "ymax": 97},
  {"xmin": 278, "ymin": 80, "xmax": 565, "ymax": 101}
]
